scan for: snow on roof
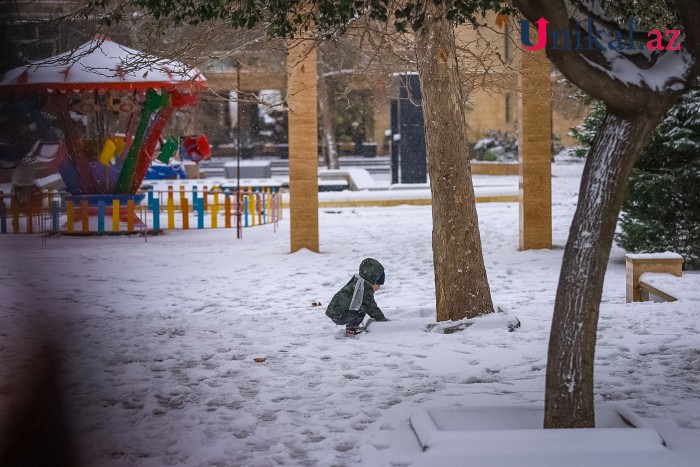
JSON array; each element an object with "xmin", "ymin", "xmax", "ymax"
[{"xmin": 0, "ymin": 38, "xmax": 206, "ymax": 93}]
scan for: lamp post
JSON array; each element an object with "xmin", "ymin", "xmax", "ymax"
[{"xmin": 235, "ymin": 60, "xmax": 242, "ymax": 239}]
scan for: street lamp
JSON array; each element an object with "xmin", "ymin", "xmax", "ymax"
[{"xmin": 234, "ymin": 60, "xmax": 242, "ymax": 239}]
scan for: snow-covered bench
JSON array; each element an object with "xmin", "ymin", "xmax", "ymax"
[
  {"xmin": 625, "ymin": 253, "xmax": 685, "ymax": 302},
  {"xmin": 318, "ymin": 168, "xmax": 378, "ymax": 191}
]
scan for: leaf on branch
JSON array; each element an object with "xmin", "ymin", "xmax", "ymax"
[{"xmin": 495, "ymin": 13, "xmax": 508, "ymax": 30}]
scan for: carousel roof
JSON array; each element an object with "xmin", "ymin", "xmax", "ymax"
[{"xmin": 0, "ymin": 38, "xmax": 207, "ymax": 93}]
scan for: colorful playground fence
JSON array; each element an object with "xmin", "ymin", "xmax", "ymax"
[{"xmin": 0, "ymin": 187, "xmax": 282, "ymax": 236}]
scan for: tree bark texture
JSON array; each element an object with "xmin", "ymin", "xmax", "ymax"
[
  {"xmin": 317, "ymin": 73, "xmax": 340, "ymax": 169},
  {"xmin": 317, "ymin": 47, "xmax": 340, "ymax": 170},
  {"xmin": 544, "ymin": 110, "xmax": 666, "ymax": 428},
  {"xmin": 512, "ymin": 0, "xmax": 700, "ymax": 429},
  {"xmin": 415, "ymin": 13, "xmax": 494, "ymax": 321}
]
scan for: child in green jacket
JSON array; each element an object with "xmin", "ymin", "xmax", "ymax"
[{"xmin": 326, "ymin": 258, "xmax": 390, "ymax": 335}]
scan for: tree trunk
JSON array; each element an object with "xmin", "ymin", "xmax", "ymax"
[
  {"xmin": 511, "ymin": 0, "xmax": 700, "ymax": 431},
  {"xmin": 415, "ymin": 13, "xmax": 494, "ymax": 321},
  {"xmin": 544, "ymin": 110, "xmax": 666, "ymax": 428},
  {"xmin": 317, "ymin": 46, "xmax": 339, "ymax": 170},
  {"xmin": 317, "ymin": 72, "xmax": 339, "ymax": 169}
]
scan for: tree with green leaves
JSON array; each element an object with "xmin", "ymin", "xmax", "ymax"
[
  {"xmin": 513, "ymin": 0, "xmax": 700, "ymax": 428},
  {"xmin": 569, "ymin": 87, "xmax": 700, "ymax": 269},
  {"xmin": 569, "ymin": 100, "xmax": 605, "ymax": 158},
  {"xmin": 87, "ymin": 0, "xmax": 516, "ymax": 322}
]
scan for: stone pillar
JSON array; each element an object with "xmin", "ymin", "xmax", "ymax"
[
  {"xmin": 287, "ymin": 40, "xmax": 319, "ymax": 253},
  {"xmin": 518, "ymin": 48, "xmax": 552, "ymax": 250},
  {"xmin": 625, "ymin": 253, "xmax": 684, "ymax": 303}
]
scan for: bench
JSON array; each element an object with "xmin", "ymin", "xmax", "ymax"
[{"xmin": 625, "ymin": 253, "xmax": 683, "ymax": 303}]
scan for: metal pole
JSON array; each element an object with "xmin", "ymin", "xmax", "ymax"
[{"xmin": 236, "ymin": 60, "xmax": 242, "ymax": 239}]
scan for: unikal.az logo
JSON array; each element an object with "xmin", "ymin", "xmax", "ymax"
[{"xmin": 520, "ymin": 17, "xmax": 682, "ymax": 52}]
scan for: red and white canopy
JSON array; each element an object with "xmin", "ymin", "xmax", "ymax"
[{"xmin": 0, "ymin": 38, "xmax": 207, "ymax": 93}]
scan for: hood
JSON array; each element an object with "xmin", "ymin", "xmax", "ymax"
[{"xmin": 359, "ymin": 258, "xmax": 385, "ymax": 285}]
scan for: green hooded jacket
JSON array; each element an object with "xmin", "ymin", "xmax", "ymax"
[{"xmin": 326, "ymin": 258, "xmax": 387, "ymax": 321}]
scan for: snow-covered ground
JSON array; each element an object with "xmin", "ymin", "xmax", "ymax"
[{"xmin": 1, "ymin": 161, "xmax": 699, "ymax": 466}]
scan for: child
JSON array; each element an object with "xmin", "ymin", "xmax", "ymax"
[{"xmin": 326, "ymin": 258, "xmax": 390, "ymax": 336}]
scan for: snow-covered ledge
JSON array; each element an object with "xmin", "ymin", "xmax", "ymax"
[
  {"xmin": 625, "ymin": 253, "xmax": 683, "ymax": 303},
  {"xmin": 409, "ymin": 404, "xmax": 668, "ymax": 467}
]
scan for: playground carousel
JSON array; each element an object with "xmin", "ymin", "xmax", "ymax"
[{"xmin": 0, "ymin": 37, "xmax": 207, "ymax": 216}]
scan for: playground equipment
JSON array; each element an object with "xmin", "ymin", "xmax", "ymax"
[
  {"xmin": 0, "ymin": 186, "xmax": 281, "ymax": 236},
  {"xmin": 182, "ymin": 134, "xmax": 212, "ymax": 163},
  {"xmin": 0, "ymin": 37, "xmax": 207, "ymax": 200},
  {"xmin": 145, "ymin": 133, "xmax": 212, "ymax": 181}
]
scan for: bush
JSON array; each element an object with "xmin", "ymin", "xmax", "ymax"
[
  {"xmin": 569, "ymin": 100, "xmax": 606, "ymax": 158},
  {"xmin": 473, "ymin": 130, "xmax": 565, "ymax": 162},
  {"xmin": 616, "ymin": 88, "xmax": 700, "ymax": 269},
  {"xmin": 472, "ymin": 130, "xmax": 518, "ymax": 162}
]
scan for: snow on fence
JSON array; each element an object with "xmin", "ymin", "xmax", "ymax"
[{"xmin": 0, "ymin": 187, "xmax": 281, "ymax": 236}]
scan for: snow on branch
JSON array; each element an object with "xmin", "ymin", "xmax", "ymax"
[
  {"xmin": 578, "ymin": 28, "xmax": 693, "ymax": 92},
  {"xmin": 569, "ymin": 0, "xmax": 649, "ymax": 43},
  {"xmin": 574, "ymin": 0, "xmax": 606, "ymax": 18}
]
